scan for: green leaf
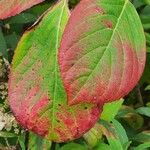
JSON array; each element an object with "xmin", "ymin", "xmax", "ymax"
[
  {"xmin": 95, "ymin": 143, "xmax": 111, "ymax": 150},
  {"xmin": 5, "ymin": 32, "xmax": 20, "ymax": 51},
  {"xmin": 136, "ymin": 107, "xmax": 150, "ymax": 117},
  {"xmin": 0, "ymin": 27, "xmax": 7, "ymax": 59},
  {"xmin": 116, "ymin": 106, "xmax": 144, "ymax": 130},
  {"xmin": 59, "ymin": 0, "xmax": 146, "ymax": 105},
  {"xmin": 123, "ymin": 113, "xmax": 144, "ymax": 130},
  {"xmin": 28, "ymin": 2, "xmax": 53, "ymax": 17},
  {"xmin": 28, "ymin": 132, "xmax": 51, "ymax": 150},
  {"xmin": 83, "ymin": 123, "xmax": 102, "ymax": 147},
  {"xmin": 59, "ymin": 143, "xmax": 87, "ymax": 150},
  {"xmin": 101, "ymin": 99, "xmax": 124, "ymax": 121},
  {"xmin": 18, "ymin": 134, "xmax": 26, "ymax": 150},
  {"xmin": 133, "ymin": 0, "xmax": 145, "ymax": 9},
  {"xmin": 0, "ymin": 131, "xmax": 17, "ymax": 138},
  {"xmin": 112, "ymin": 119, "xmax": 130, "ymax": 149},
  {"xmin": 107, "ymin": 138, "xmax": 123, "ymax": 150},
  {"xmin": 147, "ymin": 47, "xmax": 150, "ymax": 53},
  {"xmin": 7, "ymin": 13, "xmax": 37, "ymax": 24},
  {"xmin": 133, "ymin": 131, "xmax": 150, "ymax": 143},
  {"xmin": 145, "ymin": 33, "xmax": 150, "ymax": 45},
  {"xmin": 139, "ymin": 0, "xmax": 150, "ymax": 5},
  {"xmin": 99, "ymin": 121, "xmax": 123, "ymax": 150},
  {"xmin": 133, "ymin": 142, "xmax": 150, "ymax": 150},
  {"xmin": 9, "ymin": 0, "xmax": 100, "ymax": 142}
]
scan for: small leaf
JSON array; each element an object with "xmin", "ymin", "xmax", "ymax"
[
  {"xmin": 0, "ymin": 27, "xmax": 7, "ymax": 58},
  {"xmin": 7, "ymin": 13, "xmax": 37, "ymax": 24},
  {"xmin": 83, "ymin": 123, "xmax": 102, "ymax": 147},
  {"xmin": 136, "ymin": 107, "xmax": 150, "ymax": 117},
  {"xmin": 147, "ymin": 47, "xmax": 150, "ymax": 53},
  {"xmin": 133, "ymin": 142, "xmax": 150, "ymax": 150},
  {"xmin": 0, "ymin": 0, "xmax": 44, "ymax": 19},
  {"xmin": 0, "ymin": 131, "xmax": 17, "ymax": 138},
  {"xmin": 99, "ymin": 121, "xmax": 123, "ymax": 150},
  {"xmin": 123, "ymin": 113, "xmax": 144, "ymax": 130},
  {"xmin": 5, "ymin": 32, "xmax": 20, "ymax": 51},
  {"xmin": 112, "ymin": 119, "xmax": 130, "ymax": 149},
  {"xmin": 133, "ymin": 131, "xmax": 150, "ymax": 143},
  {"xmin": 101, "ymin": 99, "xmax": 123, "ymax": 121},
  {"xmin": 139, "ymin": 0, "xmax": 150, "ymax": 5},
  {"xmin": 95, "ymin": 143, "xmax": 111, "ymax": 150},
  {"xmin": 28, "ymin": 132, "xmax": 51, "ymax": 150},
  {"xmin": 59, "ymin": 0, "xmax": 146, "ymax": 105},
  {"xmin": 145, "ymin": 85, "xmax": 150, "ymax": 91},
  {"xmin": 18, "ymin": 134, "xmax": 26, "ymax": 150},
  {"xmin": 59, "ymin": 143, "xmax": 87, "ymax": 150},
  {"xmin": 107, "ymin": 138, "xmax": 123, "ymax": 150}
]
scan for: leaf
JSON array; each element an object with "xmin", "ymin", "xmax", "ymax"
[
  {"xmin": 112, "ymin": 119, "xmax": 130, "ymax": 149},
  {"xmin": 59, "ymin": 0, "xmax": 146, "ymax": 105},
  {"xmin": 123, "ymin": 113, "xmax": 144, "ymax": 130},
  {"xmin": 133, "ymin": 0, "xmax": 145, "ymax": 9},
  {"xmin": 59, "ymin": 143, "xmax": 87, "ymax": 150},
  {"xmin": 7, "ymin": 13, "xmax": 37, "ymax": 24},
  {"xmin": 28, "ymin": 132, "xmax": 51, "ymax": 150},
  {"xmin": 0, "ymin": 0, "xmax": 44, "ymax": 19},
  {"xmin": 5, "ymin": 32, "xmax": 20, "ymax": 51},
  {"xmin": 83, "ymin": 123, "xmax": 102, "ymax": 147},
  {"xmin": 136, "ymin": 107, "xmax": 150, "ymax": 117},
  {"xmin": 18, "ymin": 134, "xmax": 26, "ymax": 150},
  {"xmin": 133, "ymin": 142, "xmax": 150, "ymax": 150},
  {"xmin": 0, "ymin": 131, "xmax": 17, "ymax": 138},
  {"xmin": 116, "ymin": 105, "xmax": 135, "ymax": 118},
  {"xmin": 139, "ymin": 0, "xmax": 150, "ymax": 5},
  {"xmin": 99, "ymin": 121, "xmax": 123, "ymax": 150},
  {"xmin": 101, "ymin": 99, "xmax": 123, "ymax": 121},
  {"xmin": 145, "ymin": 85, "xmax": 150, "ymax": 91},
  {"xmin": 8, "ymin": 0, "xmax": 100, "ymax": 142},
  {"xmin": 107, "ymin": 138, "xmax": 123, "ymax": 150},
  {"xmin": 0, "ymin": 27, "xmax": 7, "ymax": 58},
  {"xmin": 147, "ymin": 47, "xmax": 150, "ymax": 53},
  {"xmin": 145, "ymin": 33, "xmax": 150, "ymax": 45},
  {"xmin": 133, "ymin": 131, "xmax": 150, "ymax": 143},
  {"xmin": 95, "ymin": 143, "xmax": 111, "ymax": 150}
]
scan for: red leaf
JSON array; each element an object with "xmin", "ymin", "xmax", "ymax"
[
  {"xmin": 0, "ymin": 0, "xmax": 44, "ymax": 19},
  {"xmin": 59, "ymin": 0, "xmax": 146, "ymax": 105}
]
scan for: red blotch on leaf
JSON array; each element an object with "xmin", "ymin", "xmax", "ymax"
[{"xmin": 102, "ymin": 20, "xmax": 113, "ymax": 29}]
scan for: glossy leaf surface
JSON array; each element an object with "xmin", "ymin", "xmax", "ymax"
[
  {"xmin": 8, "ymin": 0, "xmax": 100, "ymax": 142},
  {"xmin": 0, "ymin": 0, "xmax": 44, "ymax": 19},
  {"xmin": 59, "ymin": 0, "xmax": 146, "ymax": 105}
]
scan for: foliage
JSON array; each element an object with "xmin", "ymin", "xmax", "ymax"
[{"xmin": 0, "ymin": 0, "xmax": 150, "ymax": 149}]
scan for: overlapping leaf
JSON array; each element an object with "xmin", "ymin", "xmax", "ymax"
[
  {"xmin": 8, "ymin": 0, "xmax": 100, "ymax": 142},
  {"xmin": 59, "ymin": 0, "xmax": 146, "ymax": 105},
  {"xmin": 8, "ymin": 0, "xmax": 146, "ymax": 143},
  {"xmin": 0, "ymin": 0, "xmax": 44, "ymax": 19}
]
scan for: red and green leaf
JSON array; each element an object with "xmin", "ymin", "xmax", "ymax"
[
  {"xmin": 0, "ymin": 0, "xmax": 44, "ymax": 19},
  {"xmin": 8, "ymin": 0, "xmax": 100, "ymax": 142},
  {"xmin": 59, "ymin": 0, "xmax": 146, "ymax": 105}
]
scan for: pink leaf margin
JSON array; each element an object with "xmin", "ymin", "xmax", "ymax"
[{"xmin": 0, "ymin": 0, "xmax": 44, "ymax": 19}]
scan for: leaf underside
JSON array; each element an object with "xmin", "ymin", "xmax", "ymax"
[
  {"xmin": 0, "ymin": 0, "xmax": 44, "ymax": 19},
  {"xmin": 59, "ymin": 0, "xmax": 146, "ymax": 105},
  {"xmin": 8, "ymin": 0, "xmax": 100, "ymax": 142}
]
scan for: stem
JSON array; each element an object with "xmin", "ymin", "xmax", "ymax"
[
  {"xmin": 25, "ymin": 131, "xmax": 29, "ymax": 150},
  {"xmin": 136, "ymin": 84, "xmax": 144, "ymax": 106},
  {"xmin": 51, "ymin": 142, "xmax": 56, "ymax": 150}
]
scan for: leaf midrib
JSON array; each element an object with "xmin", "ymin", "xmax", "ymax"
[{"xmin": 52, "ymin": 0, "xmax": 67, "ymax": 131}]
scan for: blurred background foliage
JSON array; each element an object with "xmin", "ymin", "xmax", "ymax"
[{"xmin": 0, "ymin": 0, "xmax": 150, "ymax": 149}]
